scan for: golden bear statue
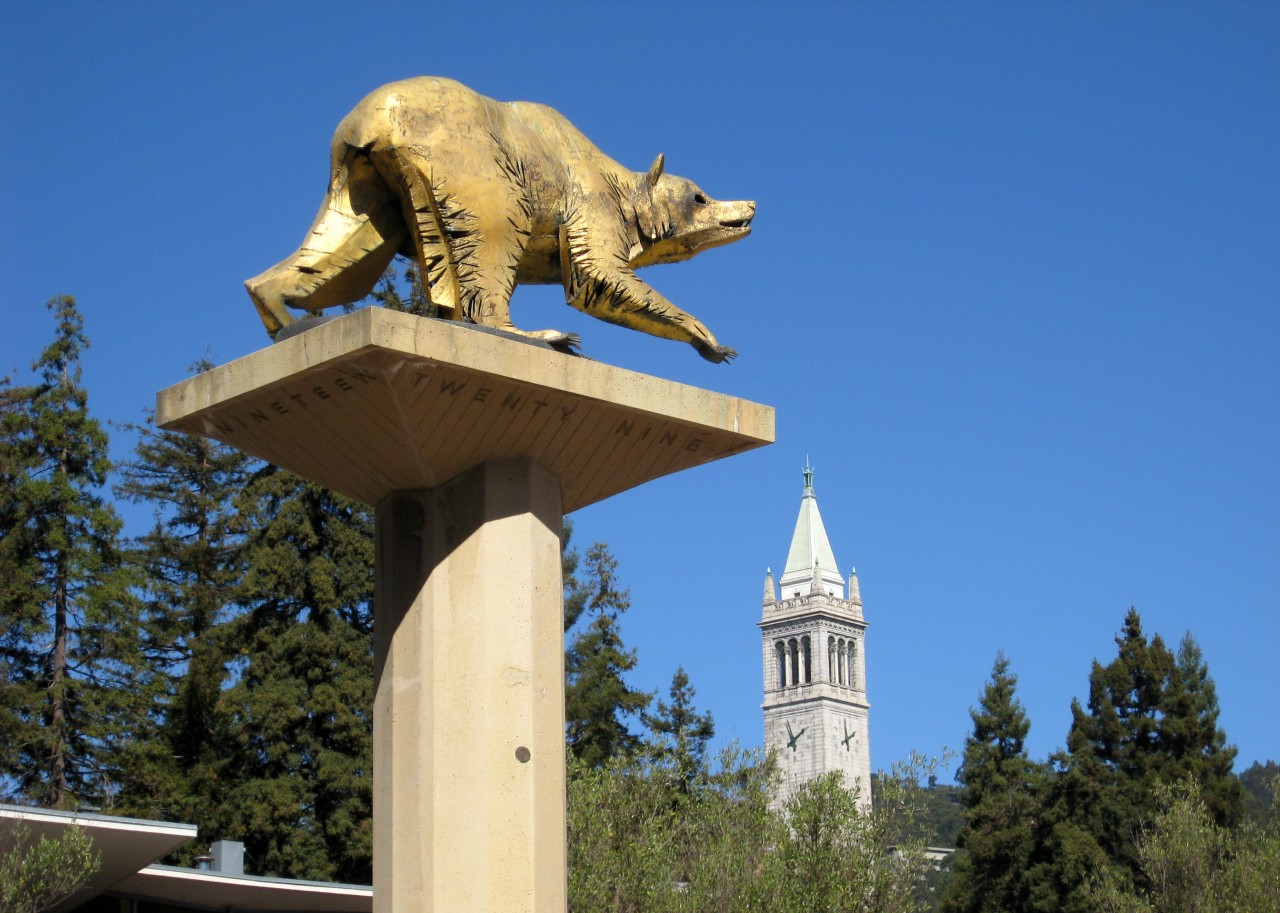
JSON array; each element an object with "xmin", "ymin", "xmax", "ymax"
[{"xmin": 246, "ymin": 77, "xmax": 755, "ymax": 362}]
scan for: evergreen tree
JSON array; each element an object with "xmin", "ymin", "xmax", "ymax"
[
  {"xmin": 564, "ymin": 543, "xmax": 651, "ymax": 767},
  {"xmin": 1021, "ymin": 706, "xmax": 1115, "ymax": 913},
  {"xmin": 1056, "ymin": 611, "xmax": 1175, "ymax": 906},
  {"xmin": 1240, "ymin": 760, "xmax": 1279, "ymax": 826},
  {"xmin": 112, "ymin": 376, "xmax": 256, "ymax": 826},
  {"xmin": 1157, "ymin": 634, "xmax": 1242, "ymax": 826},
  {"xmin": 1024, "ymin": 609, "xmax": 1240, "ymax": 912},
  {"xmin": 561, "ymin": 518, "xmax": 590, "ymax": 633},
  {"xmin": 943, "ymin": 654, "xmax": 1042, "ymax": 913},
  {"xmin": 0, "ymin": 374, "xmax": 33, "ymax": 778},
  {"xmin": 641, "ymin": 666, "xmax": 715, "ymax": 791},
  {"xmin": 0, "ymin": 297, "xmax": 141, "ymax": 808},
  {"xmin": 370, "ymin": 260, "xmax": 437, "ymax": 317},
  {"xmin": 207, "ymin": 466, "xmax": 374, "ymax": 882}
]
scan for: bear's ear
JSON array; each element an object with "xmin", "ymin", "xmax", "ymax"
[{"xmin": 646, "ymin": 153, "xmax": 665, "ymax": 186}]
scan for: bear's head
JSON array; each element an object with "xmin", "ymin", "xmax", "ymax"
[{"xmin": 629, "ymin": 154, "xmax": 754, "ymax": 269}]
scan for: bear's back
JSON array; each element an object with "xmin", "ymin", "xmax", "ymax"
[
  {"xmin": 336, "ymin": 78, "xmax": 623, "ymax": 184},
  {"xmin": 337, "ymin": 77, "xmax": 493, "ymax": 151}
]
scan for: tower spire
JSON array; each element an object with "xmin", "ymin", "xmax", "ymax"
[{"xmin": 779, "ymin": 463, "xmax": 843, "ymax": 598}]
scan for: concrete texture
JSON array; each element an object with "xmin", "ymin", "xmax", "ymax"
[
  {"xmin": 156, "ymin": 308, "xmax": 774, "ymax": 512},
  {"xmin": 375, "ymin": 461, "xmax": 565, "ymax": 913}
]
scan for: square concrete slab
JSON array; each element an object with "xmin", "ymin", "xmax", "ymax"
[{"xmin": 156, "ymin": 308, "xmax": 774, "ymax": 511}]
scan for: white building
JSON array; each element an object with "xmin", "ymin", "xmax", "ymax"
[{"xmin": 760, "ymin": 464, "xmax": 872, "ymax": 807}]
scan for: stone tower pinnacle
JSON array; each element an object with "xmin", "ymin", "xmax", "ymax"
[
  {"xmin": 779, "ymin": 460, "xmax": 845, "ymax": 600},
  {"xmin": 760, "ymin": 465, "xmax": 871, "ymax": 807}
]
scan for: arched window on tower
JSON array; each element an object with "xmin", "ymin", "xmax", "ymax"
[
  {"xmin": 788, "ymin": 638, "xmax": 800, "ymax": 686},
  {"xmin": 801, "ymin": 635, "xmax": 812, "ymax": 683},
  {"xmin": 775, "ymin": 640, "xmax": 786, "ymax": 691},
  {"xmin": 837, "ymin": 637, "xmax": 847, "ymax": 685},
  {"xmin": 827, "ymin": 636, "xmax": 836, "ymax": 682},
  {"xmin": 848, "ymin": 639, "xmax": 858, "ymax": 688}
]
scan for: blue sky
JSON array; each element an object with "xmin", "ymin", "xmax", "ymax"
[{"xmin": 3, "ymin": 3, "xmax": 1277, "ymax": 780}]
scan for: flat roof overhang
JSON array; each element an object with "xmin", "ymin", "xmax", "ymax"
[
  {"xmin": 0, "ymin": 804, "xmax": 195, "ymax": 913},
  {"xmin": 111, "ymin": 866, "xmax": 372, "ymax": 913},
  {"xmin": 1, "ymin": 804, "xmax": 373, "ymax": 912}
]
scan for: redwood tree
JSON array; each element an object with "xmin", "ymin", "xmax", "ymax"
[
  {"xmin": 207, "ymin": 465, "xmax": 375, "ymax": 882},
  {"xmin": 0, "ymin": 296, "xmax": 141, "ymax": 808},
  {"xmin": 112, "ymin": 377, "xmax": 255, "ymax": 825},
  {"xmin": 944, "ymin": 653, "xmax": 1043, "ymax": 913},
  {"xmin": 564, "ymin": 543, "xmax": 651, "ymax": 767}
]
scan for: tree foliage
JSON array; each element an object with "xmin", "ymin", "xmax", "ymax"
[
  {"xmin": 943, "ymin": 654, "xmax": 1042, "ymax": 913},
  {"xmin": 1240, "ymin": 760, "xmax": 1279, "ymax": 826},
  {"xmin": 771, "ymin": 760, "xmax": 937, "ymax": 913},
  {"xmin": 206, "ymin": 466, "xmax": 375, "ymax": 883},
  {"xmin": 568, "ymin": 746, "xmax": 774, "ymax": 913},
  {"xmin": 1086, "ymin": 780, "xmax": 1280, "ymax": 913},
  {"xmin": 369, "ymin": 260, "xmax": 438, "ymax": 318},
  {"xmin": 564, "ymin": 543, "xmax": 651, "ymax": 767},
  {"xmin": 1159, "ymin": 635, "xmax": 1241, "ymax": 824},
  {"xmin": 0, "ymin": 297, "xmax": 141, "ymax": 809},
  {"xmin": 921, "ymin": 780, "xmax": 964, "ymax": 841},
  {"xmin": 1036, "ymin": 611, "xmax": 1240, "ymax": 909},
  {"xmin": 111, "ymin": 367, "xmax": 255, "ymax": 826},
  {"xmin": 3, "ymin": 293, "xmax": 1267, "ymax": 906},
  {"xmin": 0, "ymin": 820, "xmax": 101, "ymax": 913},
  {"xmin": 567, "ymin": 748, "xmax": 940, "ymax": 913},
  {"xmin": 562, "ymin": 519, "xmax": 590, "ymax": 633},
  {"xmin": 641, "ymin": 667, "xmax": 715, "ymax": 791}
]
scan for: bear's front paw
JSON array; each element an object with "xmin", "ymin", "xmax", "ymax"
[
  {"xmin": 697, "ymin": 342, "xmax": 737, "ymax": 364},
  {"xmin": 528, "ymin": 329, "xmax": 582, "ymax": 355},
  {"xmin": 551, "ymin": 333, "xmax": 583, "ymax": 355}
]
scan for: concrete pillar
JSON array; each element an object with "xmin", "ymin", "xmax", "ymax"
[
  {"xmin": 156, "ymin": 310, "xmax": 773, "ymax": 911},
  {"xmin": 374, "ymin": 459, "xmax": 565, "ymax": 913}
]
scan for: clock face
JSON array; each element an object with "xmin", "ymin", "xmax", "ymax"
[{"xmin": 784, "ymin": 720, "xmax": 807, "ymax": 753}]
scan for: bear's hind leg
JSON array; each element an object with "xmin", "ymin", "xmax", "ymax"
[
  {"xmin": 373, "ymin": 148, "xmax": 462, "ymax": 321},
  {"xmin": 246, "ymin": 150, "xmax": 407, "ymax": 338}
]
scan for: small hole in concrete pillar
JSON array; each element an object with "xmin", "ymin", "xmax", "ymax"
[{"xmin": 515, "ymin": 746, "xmax": 531, "ymax": 763}]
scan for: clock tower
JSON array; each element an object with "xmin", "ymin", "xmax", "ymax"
[{"xmin": 761, "ymin": 464, "xmax": 871, "ymax": 808}]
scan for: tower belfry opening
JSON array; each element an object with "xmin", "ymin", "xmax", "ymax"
[{"xmin": 760, "ymin": 464, "xmax": 871, "ymax": 807}]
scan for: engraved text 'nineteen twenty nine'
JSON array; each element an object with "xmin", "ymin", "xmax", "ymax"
[{"xmin": 207, "ymin": 364, "xmax": 710, "ymax": 453}]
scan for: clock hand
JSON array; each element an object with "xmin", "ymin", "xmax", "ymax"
[{"xmin": 785, "ymin": 722, "xmax": 805, "ymax": 751}]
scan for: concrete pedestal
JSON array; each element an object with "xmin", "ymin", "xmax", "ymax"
[
  {"xmin": 376, "ymin": 461, "xmax": 565, "ymax": 913},
  {"xmin": 157, "ymin": 308, "xmax": 773, "ymax": 912}
]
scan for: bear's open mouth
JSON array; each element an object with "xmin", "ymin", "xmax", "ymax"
[{"xmin": 720, "ymin": 217, "xmax": 752, "ymax": 229}]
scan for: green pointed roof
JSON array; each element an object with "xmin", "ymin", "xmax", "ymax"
[{"xmin": 780, "ymin": 462, "xmax": 841, "ymax": 588}]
